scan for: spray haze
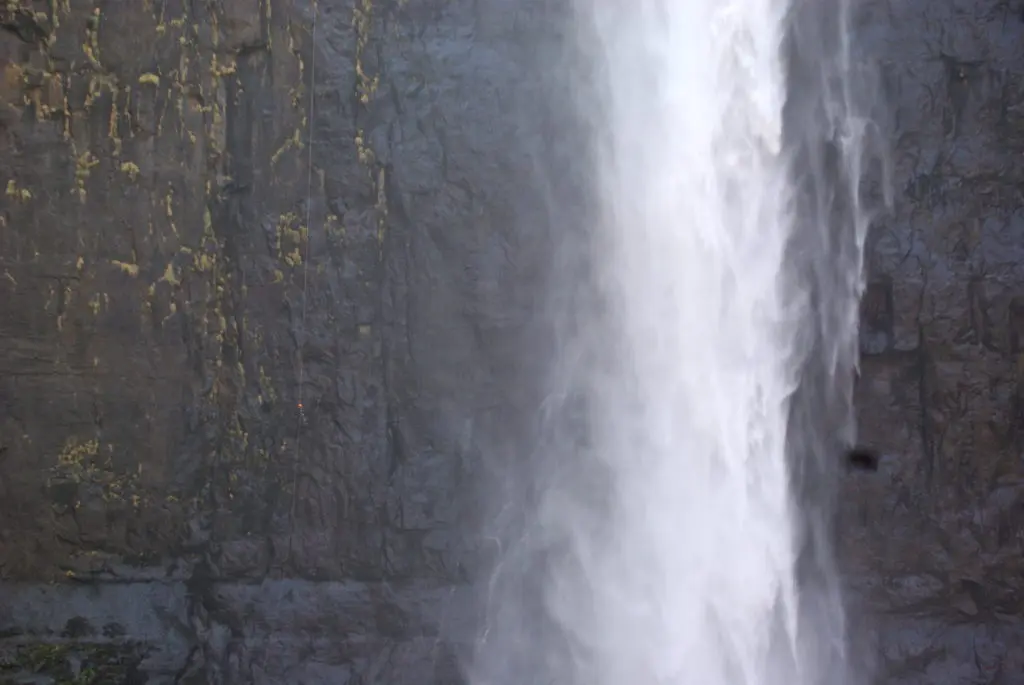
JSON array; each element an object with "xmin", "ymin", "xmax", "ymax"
[{"xmin": 470, "ymin": 0, "xmax": 885, "ymax": 683}]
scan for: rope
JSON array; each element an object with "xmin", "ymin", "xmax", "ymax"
[{"xmin": 289, "ymin": 0, "xmax": 317, "ymax": 555}]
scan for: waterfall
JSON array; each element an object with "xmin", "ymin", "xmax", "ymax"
[{"xmin": 471, "ymin": 1, "xmax": 883, "ymax": 683}]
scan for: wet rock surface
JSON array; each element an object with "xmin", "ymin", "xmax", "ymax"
[
  {"xmin": 0, "ymin": 0, "xmax": 1021, "ymax": 683},
  {"xmin": 845, "ymin": 0, "xmax": 1024, "ymax": 682}
]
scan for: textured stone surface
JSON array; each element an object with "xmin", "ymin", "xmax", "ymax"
[
  {"xmin": 0, "ymin": 0, "xmax": 558, "ymax": 681},
  {"xmin": 1, "ymin": 0, "xmax": 1022, "ymax": 682},
  {"xmin": 0, "ymin": 578, "xmax": 474, "ymax": 683},
  {"xmin": 844, "ymin": 0, "xmax": 1024, "ymax": 682}
]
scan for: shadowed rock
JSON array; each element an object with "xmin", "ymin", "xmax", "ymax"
[{"xmin": 844, "ymin": 446, "xmax": 881, "ymax": 472}]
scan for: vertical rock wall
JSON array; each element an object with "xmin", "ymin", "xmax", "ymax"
[
  {"xmin": 0, "ymin": 0, "xmax": 563, "ymax": 681},
  {"xmin": 847, "ymin": 1, "xmax": 1024, "ymax": 682}
]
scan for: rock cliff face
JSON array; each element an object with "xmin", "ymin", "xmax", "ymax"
[
  {"xmin": 0, "ymin": 0, "xmax": 562, "ymax": 681},
  {"xmin": 0, "ymin": 0, "xmax": 1021, "ymax": 683},
  {"xmin": 842, "ymin": 1, "xmax": 1024, "ymax": 682}
]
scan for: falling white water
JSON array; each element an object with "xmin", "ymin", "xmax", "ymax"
[
  {"xmin": 538, "ymin": 1, "xmax": 839, "ymax": 685},
  {"xmin": 467, "ymin": 1, "xmax": 881, "ymax": 684}
]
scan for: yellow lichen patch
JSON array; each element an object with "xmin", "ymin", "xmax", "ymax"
[
  {"xmin": 192, "ymin": 252, "xmax": 217, "ymax": 273},
  {"xmin": 271, "ymin": 128, "xmax": 303, "ymax": 166},
  {"xmin": 74, "ymin": 150, "xmax": 100, "ymax": 202},
  {"xmin": 55, "ymin": 437, "xmax": 99, "ymax": 472},
  {"xmin": 49, "ymin": 437, "xmax": 146, "ymax": 509},
  {"xmin": 5, "ymin": 179, "xmax": 32, "ymax": 202},
  {"xmin": 164, "ymin": 188, "xmax": 178, "ymax": 235},
  {"xmin": 107, "ymin": 90, "xmax": 123, "ymax": 154},
  {"xmin": 159, "ymin": 262, "xmax": 180, "ymax": 286},
  {"xmin": 352, "ymin": 0, "xmax": 379, "ymax": 105},
  {"xmin": 138, "ymin": 73, "xmax": 160, "ymax": 86},
  {"xmin": 111, "ymin": 260, "xmax": 139, "ymax": 277},
  {"xmin": 83, "ymin": 73, "xmax": 117, "ymax": 112},
  {"xmin": 210, "ymin": 55, "xmax": 236, "ymax": 78},
  {"xmin": 120, "ymin": 161, "xmax": 140, "ymax": 180},
  {"xmin": 354, "ymin": 129, "xmax": 374, "ymax": 165},
  {"xmin": 275, "ymin": 212, "xmax": 307, "ymax": 267},
  {"xmin": 282, "ymin": 248, "xmax": 302, "ymax": 267},
  {"xmin": 82, "ymin": 8, "xmax": 103, "ymax": 68}
]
